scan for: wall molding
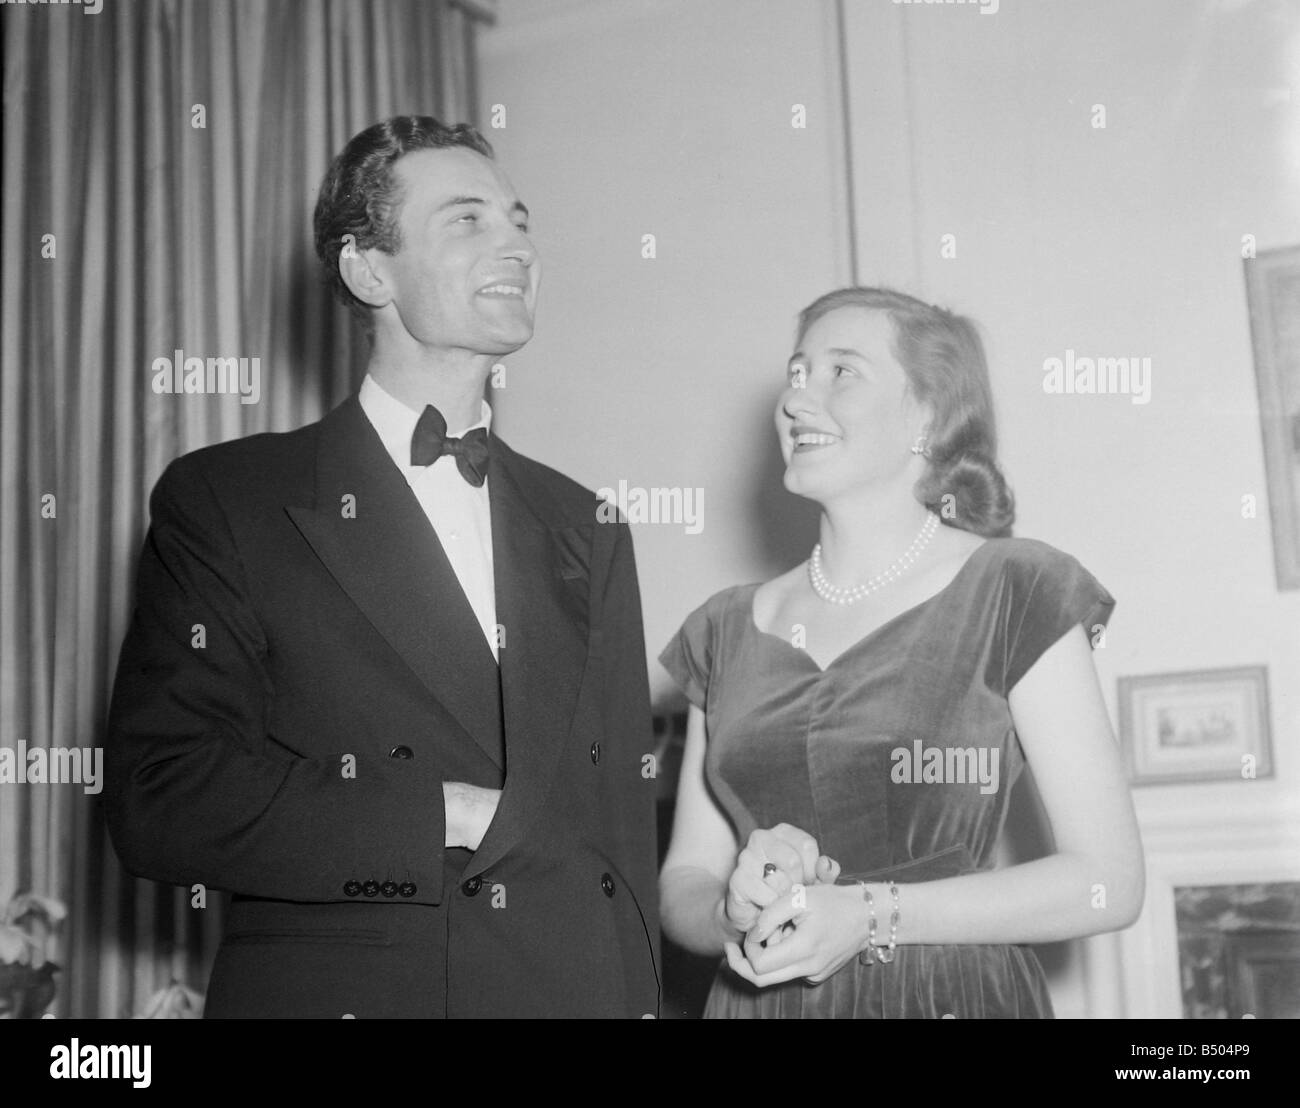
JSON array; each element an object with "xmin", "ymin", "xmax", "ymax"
[{"xmin": 1118, "ymin": 803, "xmax": 1300, "ymax": 1017}]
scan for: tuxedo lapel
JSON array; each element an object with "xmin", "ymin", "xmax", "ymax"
[
  {"xmin": 469, "ymin": 437, "xmax": 593, "ymax": 875},
  {"xmin": 285, "ymin": 397, "xmax": 504, "ymax": 769}
]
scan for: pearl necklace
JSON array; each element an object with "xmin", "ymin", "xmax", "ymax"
[{"xmin": 808, "ymin": 513, "xmax": 940, "ymax": 606}]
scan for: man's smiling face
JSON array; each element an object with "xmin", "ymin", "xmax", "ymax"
[{"xmin": 374, "ymin": 146, "xmax": 540, "ymax": 356}]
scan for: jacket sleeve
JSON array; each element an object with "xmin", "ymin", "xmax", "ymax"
[{"xmin": 104, "ymin": 455, "xmax": 448, "ymax": 904}]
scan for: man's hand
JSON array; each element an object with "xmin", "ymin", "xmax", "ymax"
[{"xmin": 443, "ymin": 782, "xmax": 501, "ymax": 850}]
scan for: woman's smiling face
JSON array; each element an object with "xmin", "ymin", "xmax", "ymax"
[{"xmin": 775, "ymin": 306, "xmax": 931, "ymax": 503}]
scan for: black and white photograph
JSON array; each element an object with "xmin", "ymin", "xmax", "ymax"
[
  {"xmin": 1, "ymin": 0, "xmax": 1297, "ymax": 1067},
  {"xmin": 1119, "ymin": 665, "xmax": 1273, "ymax": 785}
]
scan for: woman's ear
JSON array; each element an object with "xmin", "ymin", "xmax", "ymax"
[{"xmin": 911, "ymin": 399, "xmax": 937, "ymax": 447}]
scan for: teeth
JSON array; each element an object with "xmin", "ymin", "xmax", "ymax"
[
  {"xmin": 480, "ymin": 284, "xmax": 524, "ymax": 296},
  {"xmin": 794, "ymin": 432, "xmax": 836, "ymax": 446}
]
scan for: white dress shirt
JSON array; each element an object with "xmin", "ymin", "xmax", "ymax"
[{"xmin": 358, "ymin": 374, "xmax": 499, "ymax": 661}]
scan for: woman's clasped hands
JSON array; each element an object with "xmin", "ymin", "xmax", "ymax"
[{"xmin": 721, "ymin": 823, "xmax": 873, "ymax": 988}]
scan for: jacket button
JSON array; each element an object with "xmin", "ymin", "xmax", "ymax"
[
  {"xmin": 389, "ymin": 745, "xmax": 414, "ymax": 760},
  {"xmin": 398, "ymin": 882, "xmax": 416, "ymax": 898},
  {"xmin": 601, "ymin": 873, "xmax": 616, "ymax": 897},
  {"xmin": 462, "ymin": 875, "xmax": 483, "ymax": 897},
  {"xmin": 362, "ymin": 879, "xmax": 380, "ymax": 897},
  {"xmin": 343, "ymin": 881, "xmax": 362, "ymax": 897},
  {"xmin": 380, "ymin": 880, "xmax": 398, "ymax": 898},
  {"xmin": 590, "ymin": 741, "xmax": 601, "ymax": 764}
]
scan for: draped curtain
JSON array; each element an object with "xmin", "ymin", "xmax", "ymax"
[{"xmin": 1, "ymin": 0, "xmax": 487, "ymax": 1018}]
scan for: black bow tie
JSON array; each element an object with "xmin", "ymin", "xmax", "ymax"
[{"xmin": 410, "ymin": 404, "xmax": 490, "ymax": 487}]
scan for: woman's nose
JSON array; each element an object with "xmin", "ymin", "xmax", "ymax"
[{"xmin": 782, "ymin": 385, "xmax": 819, "ymax": 420}]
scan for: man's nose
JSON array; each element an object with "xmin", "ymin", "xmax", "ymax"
[{"xmin": 500, "ymin": 225, "xmax": 536, "ymax": 267}]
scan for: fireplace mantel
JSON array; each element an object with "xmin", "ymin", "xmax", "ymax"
[{"xmin": 1116, "ymin": 798, "xmax": 1300, "ymax": 1017}]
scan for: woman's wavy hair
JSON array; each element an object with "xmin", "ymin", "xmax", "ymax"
[
  {"xmin": 313, "ymin": 115, "xmax": 495, "ymax": 328},
  {"xmin": 795, "ymin": 287, "xmax": 1015, "ymax": 538}
]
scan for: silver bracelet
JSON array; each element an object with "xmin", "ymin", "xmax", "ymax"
[{"xmin": 857, "ymin": 881, "xmax": 901, "ymax": 966}]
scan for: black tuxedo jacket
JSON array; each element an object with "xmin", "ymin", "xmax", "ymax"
[{"xmin": 105, "ymin": 396, "xmax": 661, "ymax": 1018}]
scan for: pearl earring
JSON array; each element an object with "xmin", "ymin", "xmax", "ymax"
[{"xmin": 910, "ymin": 435, "xmax": 930, "ymax": 458}]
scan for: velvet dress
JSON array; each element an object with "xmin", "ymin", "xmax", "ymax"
[{"xmin": 658, "ymin": 537, "xmax": 1114, "ymax": 1019}]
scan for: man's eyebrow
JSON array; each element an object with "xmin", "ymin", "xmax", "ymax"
[
  {"xmin": 437, "ymin": 195, "xmax": 486, "ymax": 212},
  {"xmin": 435, "ymin": 196, "xmax": 530, "ymax": 220}
]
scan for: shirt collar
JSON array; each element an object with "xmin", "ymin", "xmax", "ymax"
[{"xmin": 359, "ymin": 374, "xmax": 493, "ymax": 471}]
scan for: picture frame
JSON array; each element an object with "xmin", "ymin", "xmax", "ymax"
[
  {"xmin": 1245, "ymin": 244, "xmax": 1300, "ymax": 590},
  {"xmin": 1118, "ymin": 666, "xmax": 1272, "ymax": 786}
]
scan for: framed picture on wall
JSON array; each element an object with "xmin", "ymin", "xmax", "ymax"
[
  {"xmin": 1119, "ymin": 666, "xmax": 1272, "ymax": 786},
  {"xmin": 1245, "ymin": 244, "xmax": 1300, "ymax": 590}
]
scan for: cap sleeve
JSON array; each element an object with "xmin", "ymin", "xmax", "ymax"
[
  {"xmin": 658, "ymin": 594, "xmax": 721, "ymax": 710},
  {"xmin": 1001, "ymin": 544, "xmax": 1115, "ymax": 694}
]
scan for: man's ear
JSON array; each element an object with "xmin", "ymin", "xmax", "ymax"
[{"xmin": 337, "ymin": 234, "xmax": 392, "ymax": 309}]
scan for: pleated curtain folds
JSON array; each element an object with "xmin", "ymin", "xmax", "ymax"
[{"xmin": 1, "ymin": 0, "xmax": 483, "ymax": 1018}]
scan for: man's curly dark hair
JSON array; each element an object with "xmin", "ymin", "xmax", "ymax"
[{"xmin": 313, "ymin": 115, "xmax": 495, "ymax": 327}]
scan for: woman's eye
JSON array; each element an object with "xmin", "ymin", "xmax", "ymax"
[
  {"xmin": 834, "ymin": 364, "xmax": 855, "ymax": 378},
  {"xmin": 456, "ymin": 213, "xmax": 478, "ymax": 224}
]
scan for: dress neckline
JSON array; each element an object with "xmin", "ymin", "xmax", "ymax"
[{"xmin": 747, "ymin": 538, "xmax": 993, "ymax": 674}]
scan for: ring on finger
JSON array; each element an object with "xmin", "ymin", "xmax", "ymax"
[{"xmin": 762, "ymin": 863, "xmax": 778, "ymax": 878}]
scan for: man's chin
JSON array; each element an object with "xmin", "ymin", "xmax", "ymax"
[
  {"xmin": 486, "ymin": 332, "xmax": 532, "ymax": 357},
  {"xmin": 482, "ymin": 320, "xmax": 535, "ymax": 354}
]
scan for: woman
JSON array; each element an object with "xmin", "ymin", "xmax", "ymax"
[{"xmin": 658, "ymin": 287, "xmax": 1144, "ymax": 1018}]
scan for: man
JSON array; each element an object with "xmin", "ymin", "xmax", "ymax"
[{"xmin": 105, "ymin": 116, "xmax": 661, "ymax": 1018}]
